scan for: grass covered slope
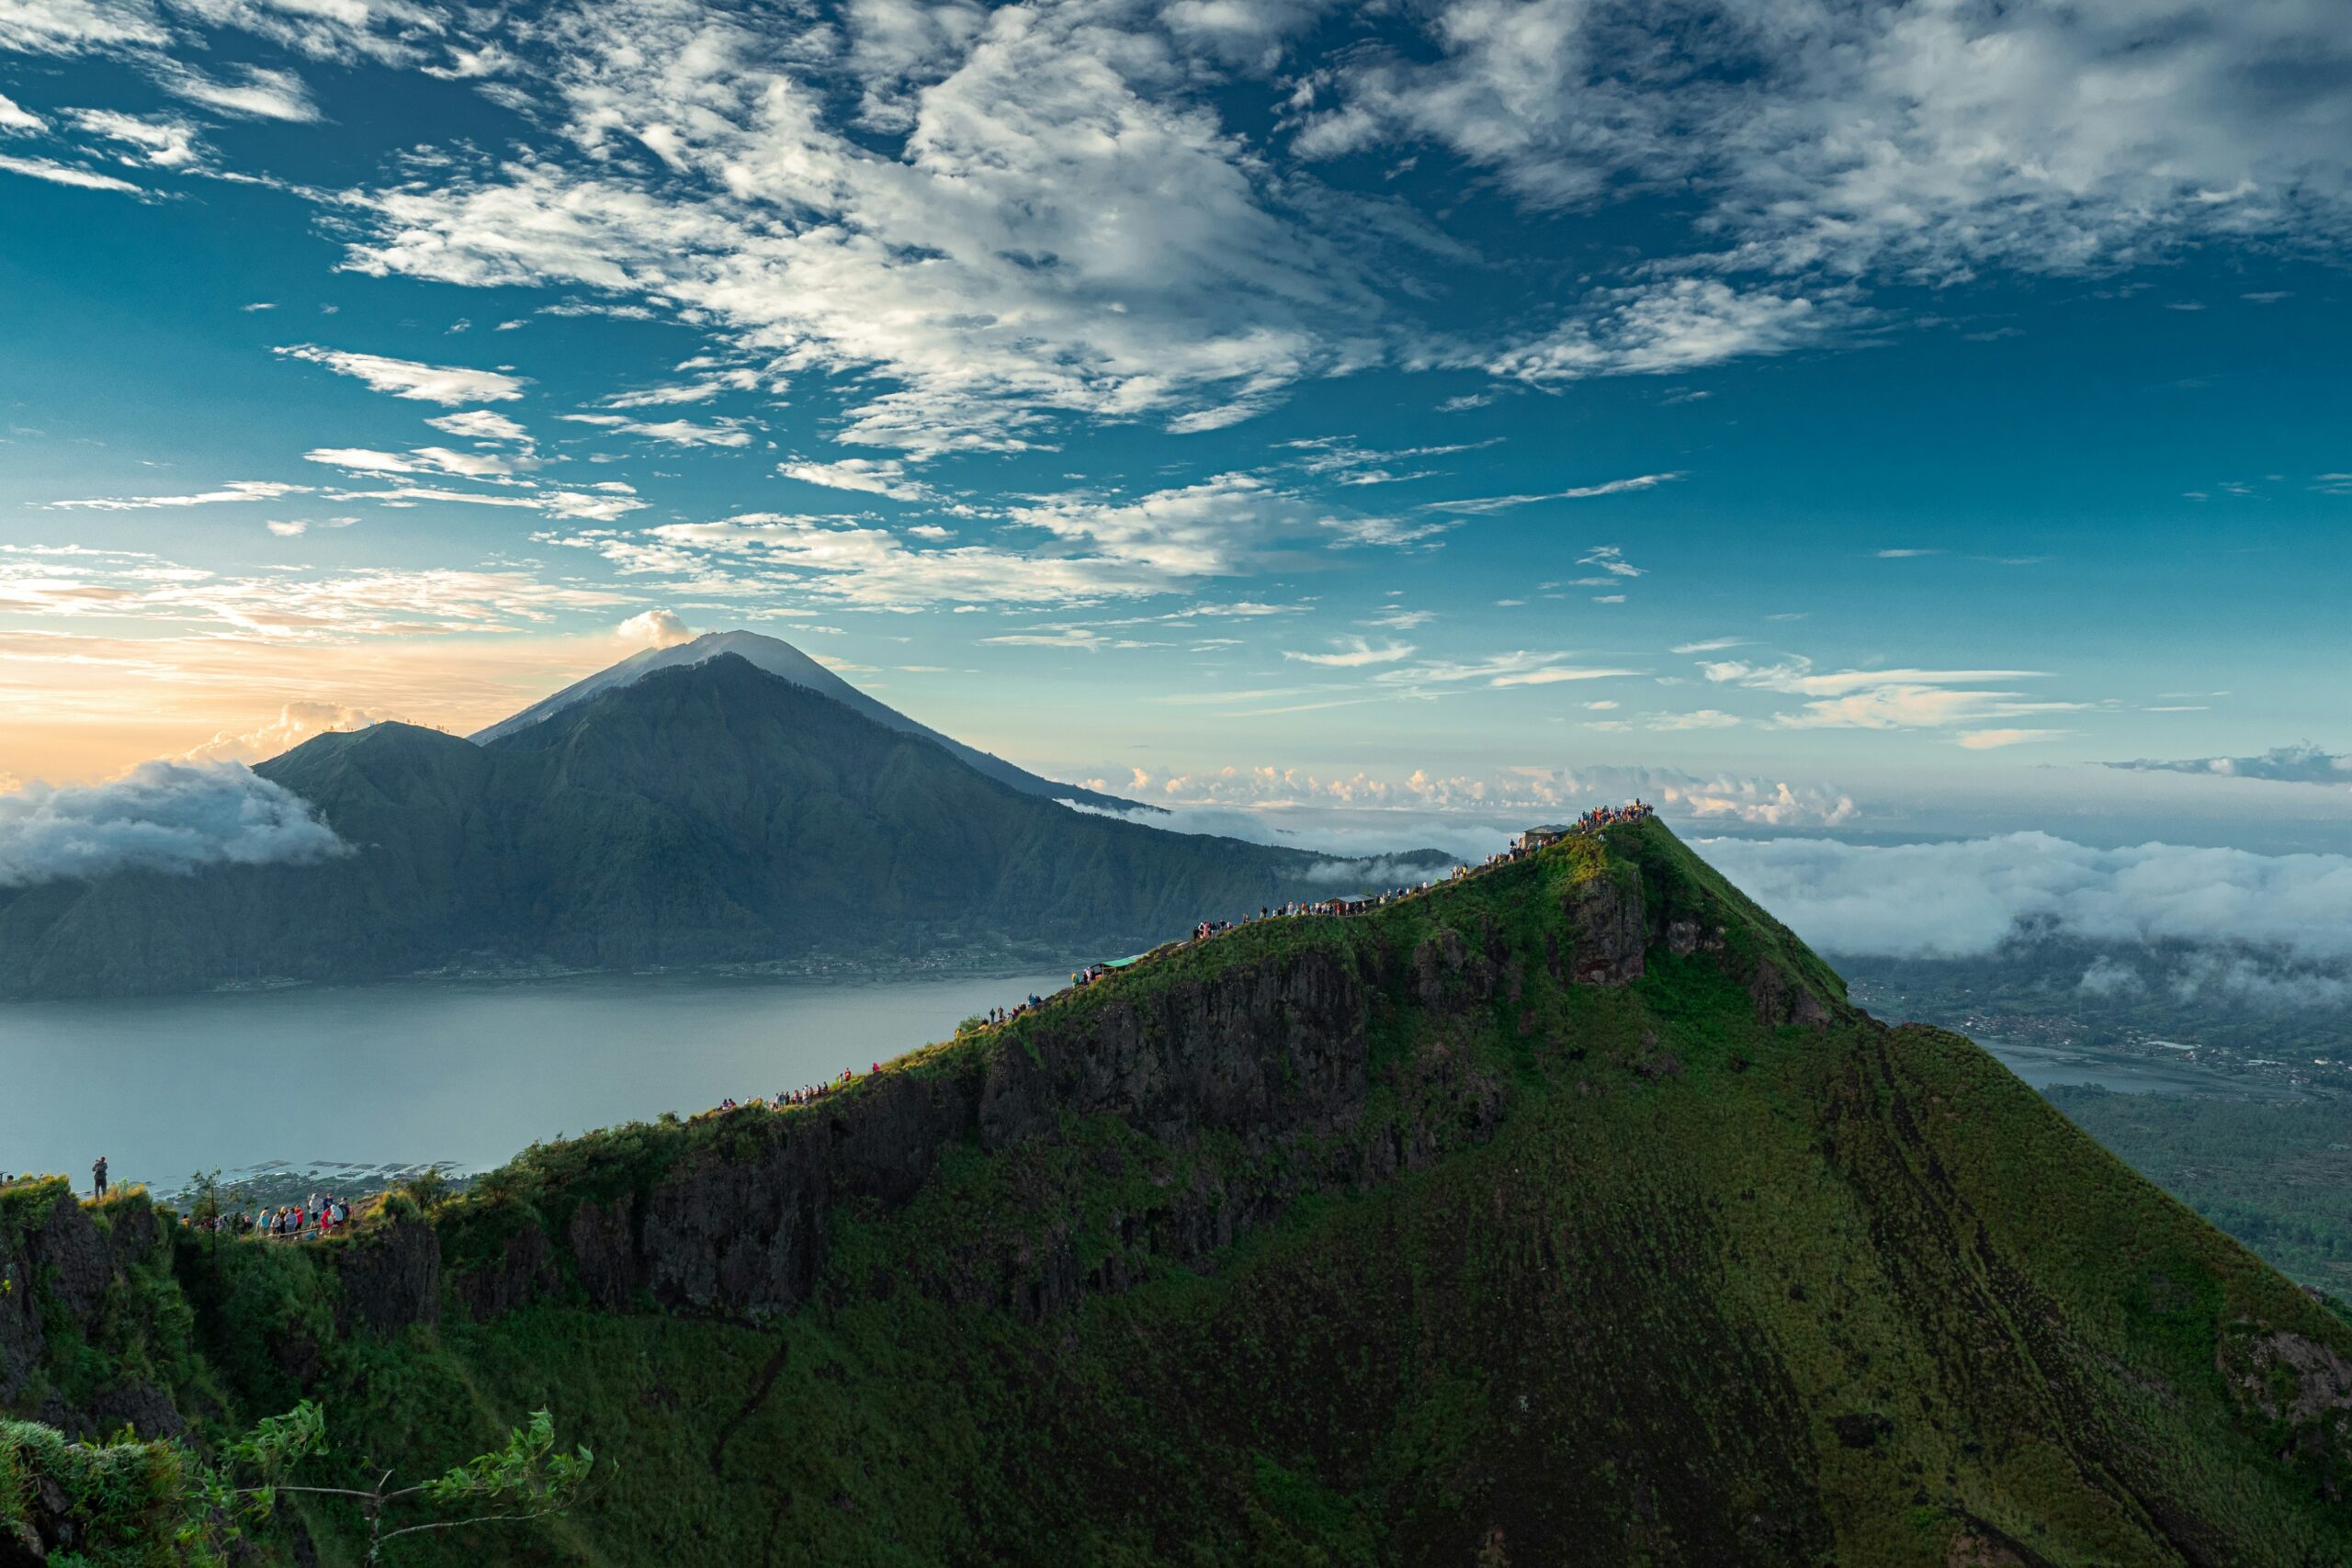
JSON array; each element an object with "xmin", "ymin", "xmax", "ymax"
[
  {"xmin": 7, "ymin": 821, "xmax": 2350, "ymax": 1565},
  {"xmin": 2043, "ymin": 1087, "xmax": 2352, "ymax": 1296}
]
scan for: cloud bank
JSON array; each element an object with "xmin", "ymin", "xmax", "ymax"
[
  {"xmin": 0, "ymin": 761, "xmax": 348, "ymax": 886},
  {"xmin": 1695, "ymin": 832, "xmax": 2352, "ymax": 964},
  {"xmin": 2107, "ymin": 742, "xmax": 2352, "ymax": 786}
]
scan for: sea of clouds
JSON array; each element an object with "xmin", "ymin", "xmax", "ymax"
[{"xmin": 1696, "ymin": 832, "xmax": 2352, "ymax": 965}]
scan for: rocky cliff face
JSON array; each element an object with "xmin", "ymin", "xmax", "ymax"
[{"xmin": 0, "ymin": 1185, "xmax": 185, "ymax": 1440}]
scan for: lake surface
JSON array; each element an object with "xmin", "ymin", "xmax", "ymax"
[
  {"xmin": 0, "ymin": 978, "xmax": 2303, "ymax": 1196},
  {"xmin": 1972, "ymin": 1037, "xmax": 2303, "ymax": 1100},
  {"xmin": 0, "ymin": 971, "xmax": 1069, "ymax": 1190}
]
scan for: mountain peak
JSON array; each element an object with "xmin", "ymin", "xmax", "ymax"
[{"xmin": 470, "ymin": 628, "xmax": 1148, "ymax": 813}]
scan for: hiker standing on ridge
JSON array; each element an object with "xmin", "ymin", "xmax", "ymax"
[{"xmin": 91, "ymin": 1155, "xmax": 107, "ymax": 1201}]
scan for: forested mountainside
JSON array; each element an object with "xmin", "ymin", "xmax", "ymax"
[
  {"xmin": 6, "ymin": 820, "xmax": 2348, "ymax": 1566},
  {"xmin": 0, "ymin": 656, "xmax": 1416, "ymax": 999}
]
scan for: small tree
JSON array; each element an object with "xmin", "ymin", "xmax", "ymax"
[
  {"xmin": 187, "ymin": 1400, "xmax": 597, "ymax": 1564},
  {"xmin": 402, "ymin": 1167, "xmax": 450, "ymax": 1213},
  {"xmin": 187, "ymin": 1168, "xmax": 221, "ymax": 1226}
]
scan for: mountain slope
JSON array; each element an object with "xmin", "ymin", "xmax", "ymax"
[
  {"xmin": 6, "ymin": 819, "xmax": 2346, "ymax": 1565},
  {"xmin": 469, "ymin": 629, "xmax": 1148, "ymax": 811},
  {"xmin": 0, "ymin": 656, "xmax": 1414, "ymax": 998}
]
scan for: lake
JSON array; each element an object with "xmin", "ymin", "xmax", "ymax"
[
  {"xmin": 0, "ymin": 977, "xmax": 2302, "ymax": 1198},
  {"xmin": 0, "ymin": 971, "xmax": 1070, "ymax": 1191},
  {"xmin": 1971, "ymin": 1037, "xmax": 2304, "ymax": 1100}
]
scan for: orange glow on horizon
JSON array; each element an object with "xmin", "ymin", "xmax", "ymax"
[{"xmin": 0, "ymin": 629, "xmax": 658, "ymax": 784}]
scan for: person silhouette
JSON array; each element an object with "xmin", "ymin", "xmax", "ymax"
[{"xmin": 92, "ymin": 1155, "xmax": 108, "ymax": 1201}]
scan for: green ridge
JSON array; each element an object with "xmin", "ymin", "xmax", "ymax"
[{"xmin": 4, "ymin": 820, "xmax": 2346, "ymax": 1566}]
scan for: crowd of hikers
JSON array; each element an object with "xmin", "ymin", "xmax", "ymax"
[
  {"xmin": 183, "ymin": 1193, "xmax": 356, "ymax": 1240},
  {"xmin": 718, "ymin": 1063, "xmax": 888, "ymax": 1115},
  {"xmin": 1567, "ymin": 801, "xmax": 1653, "ymax": 834},
  {"xmin": 957, "ymin": 799, "xmax": 1662, "ymax": 1042}
]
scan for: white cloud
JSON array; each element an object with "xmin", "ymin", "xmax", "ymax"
[
  {"xmin": 1651, "ymin": 708, "xmax": 1740, "ymax": 730},
  {"xmin": 1283, "ymin": 637, "xmax": 1415, "ymax": 668},
  {"xmin": 0, "ymin": 761, "xmax": 347, "ymax": 886},
  {"xmin": 1490, "ymin": 281, "xmax": 1840, "ymax": 385},
  {"xmin": 0, "ymin": 0, "xmax": 169, "ymax": 56},
  {"xmin": 180, "ymin": 700, "xmax": 399, "ymax": 763},
  {"xmin": 1282, "ymin": 434, "xmax": 1498, "ymax": 486},
  {"xmin": 327, "ymin": 483, "xmax": 646, "ymax": 523},
  {"xmin": 160, "ymin": 0, "xmax": 444, "ymax": 65},
  {"xmin": 1697, "ymin": 833, "xmax": 2352, "ymax": 964},
  {"xmin": 556, "ymin": 513, "xmax": 1167, "ymax": 607},
  {"xmin": 424, "ymin": 409, "xmax": 531, "ymax": 443},
  {"xmin": 1419, "ymin": 471, "xmax": 1680, "ymax": 514},
  {"xmin": 0, "ymin": 92, "xmax": 50, "ymax": 133},
  {"xmin": 616, "ymin": 607, "xmax": 694, "ymax": 648},
  {"xmin": 780, "ymin": 460, "xmax": 926, "ymax": 502},
  {"xmin": 14, "ymin": 0, "xmax": 2352, "ymax": 468},
  {"xmin": 0, "ymin": 151, "xmax": 144, "ymax": 193},
  {"xmin": 333, "ymin": 0, "xmax": 1386, "ymax": 456},
  {"xmin": 304, "ymin": 446, "xmax": 519, "ymax": 481},
  {"xmin": 0, "ymin": 546, "xmax": 633, "ymax": 637},
  {"xmin": 51, "ymin": 479, "xmax": 311, "ymax": 509},
  {"xmin": 602, "ymin": 377, "xmax": 747, "ymax": 408},
  {"xmin": 1577, "ymin": 544, "xmax": 1643, "ymax": 578},
  {"xmin": 65, "ymin": 107, "xmax": 199, "ymax": 165},
  {"xmin": 275, "ymin": 344, "xmax": 526, "ymax": 405},
  {"xmin": 1702, "ymin": 656, "xmax": 2082, "ymax": 731},
  {"xmin": 1008, "ymin": 473, "xmax": 1329, "ymax": 586},
  {"xmin": 1109, "ymin": 760, "xmax": 1853, "ymax": 836},
  {"xmin": 538, "ymin": 500, "xmax": 1336, "ymax": 620},
  {"xmin": 1299, "ymin": 0, "xmax": 2352, "ymax": 287},
  {"xmin": 978, "ymin": 624, "xmax": 1159, "ymax": 652},
  {"xmin": 560, "ymin": 412, "xmax": 752, "ymax": 447},
  {"xmin": 157, "ymin": 62, "xmax": 319, "ymax": 122},
  {"xmin": 2107, "ymin": 742, "xmax": 2352, "ymax": 786},
  {"xmin": 1375, "ymin": 650, "xmax": 1643, "ymax": 690}
]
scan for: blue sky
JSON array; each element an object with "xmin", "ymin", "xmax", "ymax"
[{"xmin": 3, "ymin": 0, "xmax": 2350, "ymax": 852}]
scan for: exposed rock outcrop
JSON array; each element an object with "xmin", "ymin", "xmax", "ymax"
[
  {"xmin": 451, "ymin": 1220, "xmax": 562, "ymax": 1320},
  {"xmin": 2222, "ymin": 1320, "xmax": 2352, "ymax": 1487},
  {"xmin": 0, "ymin": 1190, "xmax": 187, "ymax": 1438},
  {"xmin": 1563, "ymin": 872, "xmax": 1645, "ymax": 986},
  {"xmin": 336, "ymin": 1213, "xmax": 442, "ymax": 1336},
  {"xmin": 616, "ymin": 944, "xmax": 1383, "ymax": 1320}
]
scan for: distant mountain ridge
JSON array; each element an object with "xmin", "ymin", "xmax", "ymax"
[
  {"xmin": 0, "ymin": 654, "xmax": 1438, "ymax": 998},
  {"xmin": 470, "ymin": 629, "xmax": 1150, "ymax": 812}
]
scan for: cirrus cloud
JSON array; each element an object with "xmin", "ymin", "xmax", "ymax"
[{"xmin": 275, "ymin": 344, "xmax": 526, "ymax": 405}]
